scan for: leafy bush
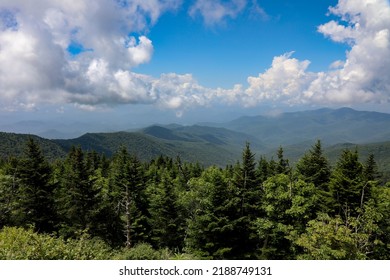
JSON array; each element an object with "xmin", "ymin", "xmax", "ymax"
[{"xmin": 0, "ymin": 227, "xmax": 114, "ymax": 260}]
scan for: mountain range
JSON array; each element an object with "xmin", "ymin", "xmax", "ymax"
[{"xmin": 1, "ymin": 107, "xmax": 390, "ymax": 179}]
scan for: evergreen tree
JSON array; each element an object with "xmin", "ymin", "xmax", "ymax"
[
  {"xmin": 15, "ymin": 138, "xmax": 56, "ymax": 233},
  {"xmin": 329, "ymin": 149, "xmax": 366, "ymax": 216},
  {"xmin": 256, "ymin": 174, "xmax": 319, "ymax": 259},
  {"xmin": 296, "ymin": 140, "xmax": 331, "ymax": 190},
  {"xmin": 296, "ymin": 140, "xmax": 331, "ymax": 212},
  {"xmin": 56, "ymin": 146, "xmax": 98, "ymax": 237},
  {"xmin": 185, "ymin": 167, "xmax": 242, "ymax": 259},
  {"xmin": 234, "ymin": 142, "xmax": 260, "ymax": 217},
  {"xmin": 276, "ymin": 146, "xmax": 290, "ymax": 175},
  {"xmin": 257, "ymin": 156, "xmax": 270, "ymax": 185},
  {"xmin": 0, "ymin": 162, "xmax": 19, "ymax": 228},
  {"xmin": 111, "ymin": 148, "xmax": 150, "ymax": 248},
  {"xmin": 148, "ymin": 170, "xmax": 184, "ymax": 250},
  {"xmin": 231, "ymin": 143, "xmax": 262, "ymax": 258},
  {"xmin": 363, "ymin": 154, "xmax": 379, "ymax": 182}
]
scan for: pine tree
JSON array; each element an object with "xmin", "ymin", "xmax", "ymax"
[{"xmin": 15, "ymin": 138, "xmax": 56, "ymax": 233}]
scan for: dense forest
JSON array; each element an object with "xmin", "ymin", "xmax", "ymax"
[{"xmin": 1, "ymin": 138, "xmax": 389, "ymax": 260}]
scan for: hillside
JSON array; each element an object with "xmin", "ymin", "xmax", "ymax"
[
  {"xmin": 0, "ymin": 132, "xmax": 66, "ymax": 160},
  {"xmin": 1, "ymin": 108, "xmax": 390, "ymax": 175},
  {"xmin": 210, "ymin": 107, "xmax": 390, "ymax": 147},
  {"xmin": 1, "ymin": 125, "xmax": 261, "ymax": 166},
  {"xmin": 53, "ymin": 130, "xmax": 235, "ymax": 165}
]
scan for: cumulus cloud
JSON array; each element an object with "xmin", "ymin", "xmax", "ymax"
[
  {"xmin": 0, "ymin": 0, "xmax": 181, "ymax": 111},
  {"xmin": 222, "ymin": 0, "xmax": 390, "ymax": 107},
  {"xmin": 1, "ymin": 0, "xmax": 390, "ymax": 115},
  {"xmin": 243, "ymin": 52, "xmax": 315, "ymax": 106},
  {"xmin": 305, "ymin": 0, "xmax": 390, "ymax": 105},
  {"xmin": 189, "ymin": 0, "xmax": 247, "ymax": 25}
]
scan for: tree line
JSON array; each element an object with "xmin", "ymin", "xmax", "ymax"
[{"xmin": 0, "ymin": 138, "xmax": 389, "ymax": 259}]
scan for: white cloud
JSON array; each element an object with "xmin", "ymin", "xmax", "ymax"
[
  {"xmin": 243, "ymin": 52, "xmax": 315, "ymax": 106},
  {"xmin": 0, "ymin": 0, "xmax": 177, "ymax": 111},
  {"xmin": 1, "ymin": 0, "xmax": 390, "ymax": 116},
  {"xmin": 220, "ymin": 0, "xmax": 390, "ymax": 108},
  {"xmin": 305, "ymin": 0, "xmax": 390, "ymax": 105},
  {"xmin": 189, "ymin": 0, "xmax": 247, "ymax": 25}
]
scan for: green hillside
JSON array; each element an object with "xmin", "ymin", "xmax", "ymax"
[
  {"xmin": 216, "ymin": 108, "xmax": 390, "ymax": 147},
  {"xmin": 1, "ymin": 108, "xmax": 390, "ymax": 175},
  {"xmin": 52, "ymin": 125, "xmax": 264, "ymax": 166},
  {"xmin": 0, "ymin": 132, "xmax": 66, "ymax": 160}
]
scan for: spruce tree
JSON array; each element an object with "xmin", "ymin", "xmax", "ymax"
[
  {"xmin": 296, "ymin": 140, "xmax": 331, "ymax": 190},
  {"xmin": 111, "ymin": 148, "xmax": 150, "ymax": 248},
  {"xmin": 15, "ymin": 138, "xmax": 56, "ymax": 233},
  {"xmin": 148, "ymin": 170, "xmax": 184, "ymax": 250},
  {"xmin": 232, "ymin": 143, "xmax": 262, "ymax": 258},
  {"xmin": 363, "ymin": 154, "xmax": 379, "ymax": 182},
  {"xmin": 276, "ymin": 146, "xmax": 290, "ymax": 175},
  {"xmin": 185, "ymin": 167, "xmax": 241, "ymax": 259},
  {"xmin": 56, "ymin": 146, "xmax": 98, "ymax": 237},
  {"xmin": 257, "ymin": 156, "xmax": 270, "ymax": 185},
  {"xmin": 329, "ymin": 149, "xmax": 365, "ymax": 216},
  {"xmin": 296, "ymin": 140, "xmax": 331, "ymax": 212}
]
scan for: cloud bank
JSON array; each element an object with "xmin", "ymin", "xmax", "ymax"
[{"xmin": 0, "ymin": 0, "xmax": 390, "ymax": 114}]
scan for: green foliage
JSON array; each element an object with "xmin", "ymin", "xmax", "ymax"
[
  {"xmin": 329, "ymin": 149, "xmax": 365, "ymax": 214},
  {"xmin": 110, "ymin": 147, "xmax": 150, "ymax": 248},
  {"xmin": 55, "ymin": 146, "xmax": 99, "ymax": 237},
  {"xmin": 14, "ymin": 138, "xmax": 57, "ymax": 232},
  {"xmin": 0, "ymin": 227, "xmax": 113, "ymax": 260},
  {"xmin": 296, "ymin": 140, "xmax": 330, "ymax": 190},
  {"xmin": 184, "ymin": 166, "xmax": 243, "ymax": 259},
  {"xmin": 256, "ymin": 174, "xmax": 319, "ymax": 259},
  {"xmin": 114, "ymin": 243, "xmax": 171, "ymax": 260},
  {"xmin": 147, "ymin": 170, "xmax": 184, "ymax": 250},
  {"xmin": 294, "ymin": 206, "xmax": 381, "ymax": 260},
  {"xmin": 0, "ymin": 137, "xmax": 390, "ymax": 260}
]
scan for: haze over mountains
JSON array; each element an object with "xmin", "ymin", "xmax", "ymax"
[{"xmin": 1, "ymin": 107, "xmax": 390, "ymax": 173}]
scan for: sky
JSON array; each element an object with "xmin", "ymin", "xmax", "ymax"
[{"xmin": 1, "ymin": 0, "xmax": 390, "ymax": 136}]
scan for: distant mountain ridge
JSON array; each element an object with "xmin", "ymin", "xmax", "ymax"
[
  {"xmin": 1, "ymin": 108, "xmax": 390, "ymax": 177},
  {"xmin": 207, "ymin": 107, "xmax": 390, "ymax": 146}
]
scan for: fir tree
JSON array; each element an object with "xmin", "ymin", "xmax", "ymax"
[
  {"xmin": 363, "ymin": 154, "xmax": 379, "ymax": 182},
  {"xmin": 296, "ymin": 140, "xmax": 332, "ymax": 212},
  {"xmin": 111, "ymin": 148, "xmax": 150, "ymax": 248},
  {"xmin": 185, "ymin": 167, "xmax": 242, "ymax": 259},
  {"xmin": 329, "ymin": 149, "xmax": 366, "ymax": 216},
  {"xmin": 15, "ymin": 138, "xmax": 56, "ymax": 233},
  {"xmin": 232, "ymin": 143, "xmax": 262, "ymax": 258},
  {"xmin": 148, "ymin": 170, "xmax": 184, "ymax": 250},
  {"xmin": 296, "ymin": 140, "xmax": 331, "ymax": 190},
  {"xmin": 256, "ymin": 156, "xmax": 270, "ymax": 185},
  {"xmin": 276, "ymin": 146, "xmax": 290, "ymax": 175},
  {"xmin": 56, "ymin": 146, "xmax": 98, "ymax": 237}
]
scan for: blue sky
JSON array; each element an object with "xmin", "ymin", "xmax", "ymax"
[
  {"xmin": 1, "ymin": 0, "xmax": 390, "ymax": 136},
  {"xmin": 138, "ymin": 0, "xmax": 344, "ymax": 87}
]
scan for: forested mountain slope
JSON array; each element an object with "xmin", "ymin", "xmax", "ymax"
[{"xmin": 209, "ymin": 107, "xmax": 390, "ymax": 146}]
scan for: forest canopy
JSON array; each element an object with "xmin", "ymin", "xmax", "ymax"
[{"xmin": 0, "ymin": 138, "xmax": 389, "ymax": 260}]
